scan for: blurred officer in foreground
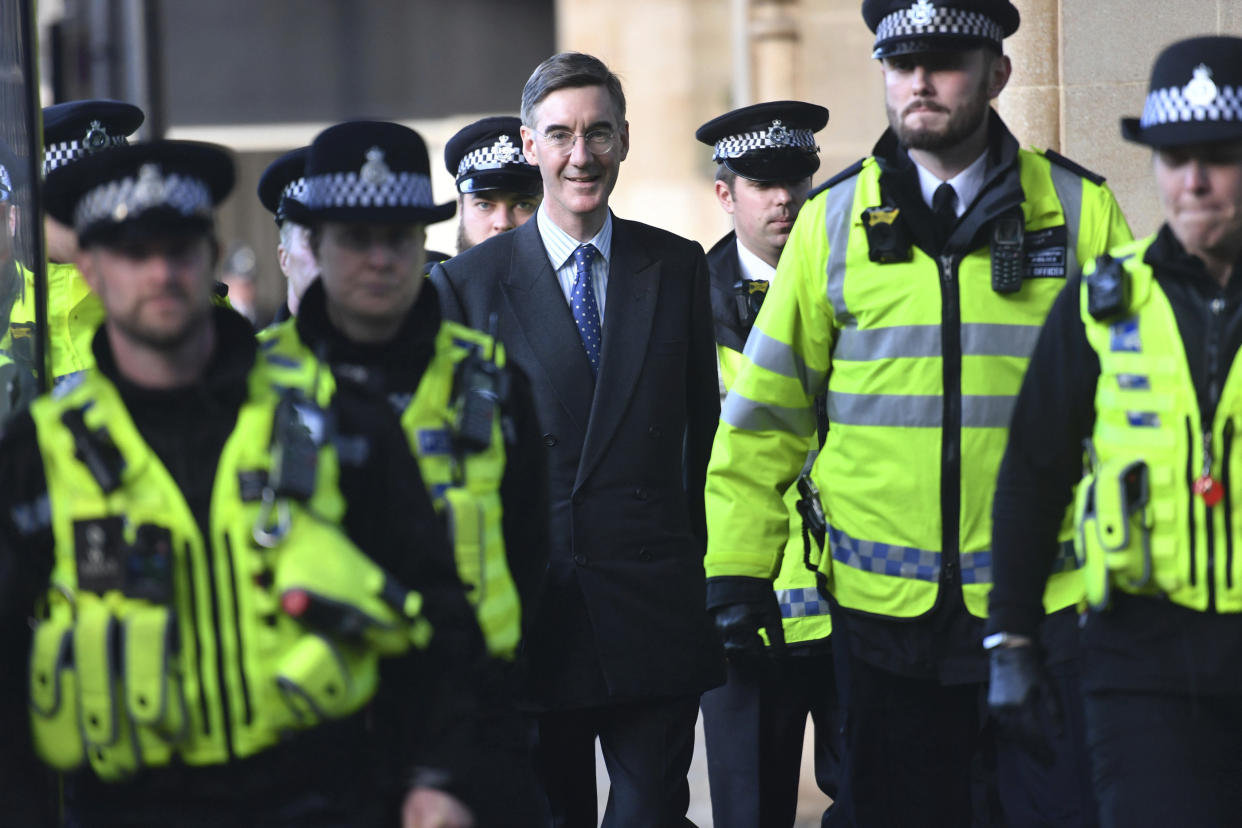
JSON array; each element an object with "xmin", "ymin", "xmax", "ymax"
[
  {"xmin": 988, "ymin": 35, "xmax": 1242, "ymax": 828},
  {"xmin": 259, "ymin": 120, "xmax": 547, "ymax": 825},
  {"xmin": 695, "ymin": 100, "xmax": 841, "ymax": 827},
  {"xmin": 0, "ymin": 139, "xmax": 482, "ymax": 826},
  {"xmin": 445, "ymin": 116, "xmax": 542, "ymax": 254},
  {"xmin": 704, "ymin": 0, "xmax": 1133, "ymax": 824},
  {"xmin": 258, "ymin": 146, "xmax": 317, "ymax": 322},
  {"xmin": 5, "ymin": 100, "xmax": 143, "ymax": 385}
]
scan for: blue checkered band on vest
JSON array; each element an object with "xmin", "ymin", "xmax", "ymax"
[
  {"xmin": 828, "ymin": 523, "xmax": 1078, "ymax": 584},
  {"xmin": 43, "ymin": 135, "xmax": 130, "ymax": 176},
  {"xmin": 281, "ymin": 177, "xmax": 308, "ymax": 203},
  {"xmin": 73, "ymin": 165, "xmax": 212, "ymax": 233},
  {"xmin": 873, "ymin": 1, "xmax": 1005, "ymax": 57},
  {"xmin": 776, "ymin": 587, "xmax": 831, "ymax": 619},
  {"xmin": 457, "ymin": 136, "xmax": 531, "ymax": 178},
  {"xmin": 1140, "ymin": 82, "xmax": 1242, "ymax": 127},
  {"xmin": 304, "ymin": 170, "xmax": 434, "ymax": 209},
  {"xmin": 713, "ymin": 121, "xmax": 818, "ymax": 161}
]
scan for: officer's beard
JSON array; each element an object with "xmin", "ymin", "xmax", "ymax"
[
  {"xmin": 110, "ymin": 292, "xmax": 213, "ymax": 353},
  {"xmin": 456, "ymin": 222, "xmax": 477, "ymax": 255},
  {"xmin": 888, "ymin": 74, "xmax": 992, "ymax": 153}
]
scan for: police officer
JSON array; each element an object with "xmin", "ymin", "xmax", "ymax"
[
  {"xmin": 704, "ymin": 1, "xmax": 1133, "ymax": 824},
  {"xmin": 988, "ymin": 35, "xmax": 1242, "ymax": 828},
  {"xmin": 444, "ymin": 116, "xmax": 542, "ymax": 254},
  {"xmin": 695, "ymin": 100, "xmax": 841, "ymax": 827},
  {"xmin": 0, "ymin": 139, "xmax": 482, "ymax": 827},
  {"xmin": 257, "ymin": 146, "xmax": 317, "ymax": 321},
  {"xmin": 13, "ymin": 100, "xmax": 144, "ymax": 385},
  {"xmin": 258, "ymin": 120, "xmax": 547, "ymax": 825}
]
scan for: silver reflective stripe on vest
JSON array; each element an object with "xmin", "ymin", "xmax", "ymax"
[
  {"xmin": 824, "ymin": 178, "xmax": 860, "ymax": 326},
  {"xmin": 743, "ymin": 328, "xmax": 827, "ymax": 396},
  {"xmin": 1048, "ymin": 162, "xmax": 1083, "ymax": 280},
  {"xmin": 960, "ymin": 323, "xmax": 1043, "ymax": 359},
  {"xmin": 721, "ymin": 389, "xmax": 818, "ymax": 436},
  {"xmin": 827, "ymin": 392, "xmax": 942, "ymax": 427},
  {"xmin": 834, "ymin": 324, "xmax": 942, "ymax": 361},
  {"xmin": 776, "ymin": 587, "xmax": 831, "ymax": 618},
  {"xmin": 962, "ymin": 395, "xmax": 1017, "ymax": 428},
  {"xmin": 833, "ymin": 526, "xmax": 1078, "ymax": 585}
]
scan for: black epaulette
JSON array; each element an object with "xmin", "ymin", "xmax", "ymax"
[
  {"xmin": 811, "ymin": 157, "xmax": 865, "ymax": 198},
  {"xmin": 1043, "ymin": 149, "xmax": 1106, "ymax": 186}
]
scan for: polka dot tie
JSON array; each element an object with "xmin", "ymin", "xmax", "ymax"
[{"xmin": 571, "ymin": 243, "xmax": 602, "ymax": 376}]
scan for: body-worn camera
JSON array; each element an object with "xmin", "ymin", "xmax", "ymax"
[
  {"xmin": 1087, "ymin": 254, "xmax": 1130, "ymax": 320},
  {"xmin": 734, "ymin": 278, "xmax": 769, "ymax": 326},
  {"xmin": 862, "ymin": 206, "xmax": 911, "ymax": 263}
]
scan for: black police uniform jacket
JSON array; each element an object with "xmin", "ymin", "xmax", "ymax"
[{"xmin": 430, "ymin": 214, "xmax": 726, "ymax": 709}]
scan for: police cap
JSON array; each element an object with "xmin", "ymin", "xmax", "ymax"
[
  {"xmin": 43, "ymin": 140, "xmax": 234, "ymax": 248},
  {"xmin": 0, "ymin": 138, "xmax": 26, "ymax": 204},
  {"xmin": 286, "ymin": 120, "xmax": 456, "ymax": 226},
  {"xmin": 258, "ymin": 146, "xmax": 309, "ymax": 226},
  {"xmin": 445, "ymin": 116, "xmax": 542, "ymax": 196},
  {"xmin": 862, "ymin": 0, "xmax": 1019, "ymax": 59},
  {"xmin": 42, "ymin": 99, "xmax": 144, "ymax": 176},
  {"xmin": 696, "ymin": 100, "xmax": 828, "ymax": 182},
  {"xmin": 1122, "ymin": 36, "xmax": 1242, "ymax": 149}
]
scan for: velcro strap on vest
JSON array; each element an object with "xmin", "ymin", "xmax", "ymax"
[
  {"xmin": 444, "ymin": 488, "xmax": 484, "ymax": 603},
  {"xmin": 1093, "ymin": 458, "xmax": 1140, "ymax": 552},
  {"xmin": 75, "ymin": 602, "xmax": 119, "ymax": 746},
  {"xmin": 275, "ymin": 634, "xmax": 359, "ymax": 726},
  {"xmin": 29, "ymin": 616, "xmax": 84, "ymax": 770},
  {"xmin": 122, "ymin": 606, "xmax": 175, "ymax": 728}
]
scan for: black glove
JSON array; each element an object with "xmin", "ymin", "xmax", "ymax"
[
  {"xmin": 705, "ymin": 575, "xmax": 786, "ymax": 658},
  {"xmin": 986, "ymin": 643, "xmax": 1063, "ymax": 767}
]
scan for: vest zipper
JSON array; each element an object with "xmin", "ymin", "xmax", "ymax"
[
  {"xmin": 938, "ymin": 254, "xmax": 962, "ymax": 592},
  {"xmin": 1224, "ymin": 418, "xmax": 1235, "ymax": 592},
  {"xmin": 203, "ymin": 538, "xmax": 235, "ymax": 758},
  {"xmin": 182, "ymin": 541, "xmax": 212, "ymax": 735},
  {"xmin": 1186, "ymin": 418, "xmax": 1198, "ymax": 588},
  {"xmin": 222, "ymin": 534, "xmax": 253, "ymax": 726}
]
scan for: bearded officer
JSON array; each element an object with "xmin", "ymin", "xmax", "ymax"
[
  {"xmin": 703, "ymin": 1, "xmax": 1133, "ymax": 824},
  {"xmin": 0, "ymin": 139, "xmax": 483, "ymax": 827},
  {"xmin": 988, "ymin": 35, "xmax": 1242, "ymax": 828},
  {"xmin": 695, "ymin": 100, "xmax": 841, "ymax": 827},
  {"xmin": 445, "ymin": 116, "xmax": 542, "ymax": 255}
]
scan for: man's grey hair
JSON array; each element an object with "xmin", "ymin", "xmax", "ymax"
[{"xmin": 520, "ymin": 52, "xmax": 626, "ymax": 128}]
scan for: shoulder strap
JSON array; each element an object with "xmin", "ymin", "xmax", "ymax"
[{"xmin": 1043, "ymin": 149, "xmax": 1106, "ymax": 186}]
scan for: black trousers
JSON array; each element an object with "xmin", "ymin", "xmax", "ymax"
[
  {"xmin": 700, "ymin": 650, "xmax": 841, "ymax": 827},
  {"xmin": 530, "ymin": 695, "xmax": 700, "ymax": 828},
  {"xmin": 825, "ymin": 646, "xmax": 1097, "ymax": 828},
  {"xmin": 1086, "ymin": 690, "xmax": 1242, "ymax": 828}
]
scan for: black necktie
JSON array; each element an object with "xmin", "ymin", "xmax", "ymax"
[{"xmin": 933, "ymin": 182, "xmax": 957, "ymax": 241}]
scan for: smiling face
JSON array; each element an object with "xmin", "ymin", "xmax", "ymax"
[
  {"xmin": 716, "ymin": 175, "xmax": 811, "ymax": 268},
  {"xmin": 882, "ymin": 48, "xmax": 1008, "ymax": 153},
  {"xmin": 1154, "ymin": 141, "xmax": 1242, "ymax": 270},
  {"xmin": 521, "ymin": 84, "xmax": 629, "ymax": 240},
  {"xmin": 313, "ymin": 221, "xmax": 426, "ymax": 343}
]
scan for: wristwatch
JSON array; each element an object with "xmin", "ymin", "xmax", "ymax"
[{"xmin": 982, "ymin": 631, "xmax": 1033, "ymax": 650}]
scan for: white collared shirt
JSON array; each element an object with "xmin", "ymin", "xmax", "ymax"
[
  {"xmin": 913, "ymin": 149, "xmax": 989, "ymax": 217},
  {"xmin": 735, "ymin": 238, "xmax": 777, "ymax": 283},
  {"xmin": 537, "ymin": 205, "xmax": 613, "ymax": 324}
]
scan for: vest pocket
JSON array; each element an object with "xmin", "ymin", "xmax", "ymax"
[
  {"xmin": 29, "ymin": 615, "xmax": 83, "ymax": 770},
  {"xmin": 1076, "ymin": 458, "xmax": 1155, "ymax": 609},
  {"xmin": 122, "ymin": 605, "xmax": 188, "ymax": 765},
  {"xmin": 274, "ymin": 634, "xmax": 378, "ymax": 727},
  {"xmin": 75, "ymin": 601, "xmax": 142, "ymax": 781}
]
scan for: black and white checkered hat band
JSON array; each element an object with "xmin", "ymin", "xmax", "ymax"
[
  {"xmin": 43, "ymin": 136, "xmax": 129, "ymax": 175},
  {"xmin": 1140, "ymin": 84, "xmax": 1242, "ymax": 128},
  {"xmin": 304, "ymin": 171, "xmax": 434, "ymax": 210},
  {"xmin": 873, "ymin": 6, "xmax": 1004, "ymax": 55},
  {"xmin": 713, "ymin": 128, "xmax": 817, "ymax": 161},
  {"xmin": 73, "ymin": 170, "xmax": 212, "ymax": 233},
  {"xmin": 457, "ymin": 142, "xmax": 532, "ymax": 178},
  {"xmin": 281, "ymin": 178, "xmax": 308, "ymax": 203}
]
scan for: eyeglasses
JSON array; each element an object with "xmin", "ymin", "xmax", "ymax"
[{"xmin": 532, "ymin": 127, "xmax": 618, "ymax": 155}]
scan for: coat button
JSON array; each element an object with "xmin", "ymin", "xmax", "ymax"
[
  {"xmin": 634, "ymin": 487, "xmax": 648, "ymax": 501},
  {"xmin": 573, "ymin": 553, "xmax": 587, "ymax": 565},
  {"xmin": 638, "ymin": 548, "xmax": 651, "ymax": 561},
  {"xmin": 542, "ymin": 433, "xmax": 558, "ymax": 447}
]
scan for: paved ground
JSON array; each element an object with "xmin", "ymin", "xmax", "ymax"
[{"xmin": 593, "ymin": 713, "xmax": 831, "ymax": 827}]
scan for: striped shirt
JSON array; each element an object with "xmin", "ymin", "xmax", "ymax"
[{"xmin": 537, "ymin": 205, "xmax": 613, "ymax": 324}]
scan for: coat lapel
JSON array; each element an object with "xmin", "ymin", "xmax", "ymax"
[
  {"xmin": 500, "ymin": 221, "xmax": 595, "ymax": 436},
  {"xmin": 576, "ymin": 217, "xmax": 659, "ymax": 488}
]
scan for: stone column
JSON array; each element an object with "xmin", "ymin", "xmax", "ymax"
[
  {"xmin": 995, "ymin": 0, "xmax": 1060, "ymax": 152},
  {"xmin": 750, "ymin": 0, "xmax": 800, "ymax": 101}
]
